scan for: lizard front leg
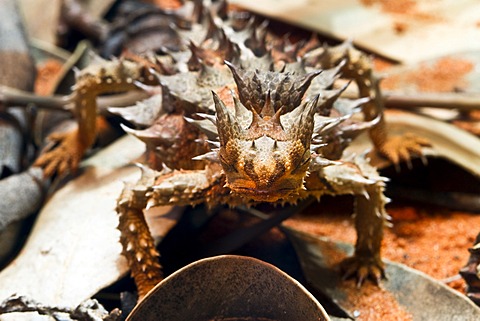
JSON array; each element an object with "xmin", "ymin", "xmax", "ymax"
[
  {"xmin": 35, "ymin": 57, "xmax": 158, "ymax": 177},
  {"xmin": 116, "ymin": 177, "xmax": 163, "ymax": 299},
  {"xmin": 316, "ymin": 156, "xmax": 388, "ymax": 286},
  {"xmin": 318, "ymin": 43, "xmax": 430, "ymax": 166},
  {"xmin": 341, "ymin": 183, "xmax": 386, "ymax": 286},
  {"xmin": 116, "ymin": 163, "xmax": 230, "ymax": 298}
]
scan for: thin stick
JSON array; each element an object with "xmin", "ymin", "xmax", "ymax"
[
  {"xmin": 3, "ymin": 84, "xmax": 479, "ymax": 114},
  {"xmin": 0, "ymin": 86, "xmax": 149, "ymax": 114},
  {"xmin": 383, "ymin": 91, "xmax": 480, "ymax": 112},
  {"xmin": 0, "ymin": 86, "xmax": 72, "ymax": 112}
]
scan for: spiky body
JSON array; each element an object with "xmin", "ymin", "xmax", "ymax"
[{"xmin": 36, "ymin": 1, "xmax": 430, "ymax": 298}]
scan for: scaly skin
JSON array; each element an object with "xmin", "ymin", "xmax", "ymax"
[
  {"xmin": 34, "ymin": 0, "xmax": 430, "ymax": 298},
  {"xmin": 116, "ymin": 61, "xmax": 389, "ymax": 297}
]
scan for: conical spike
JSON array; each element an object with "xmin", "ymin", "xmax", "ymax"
[
  {"xmin": 191, "ymin": 0, "xmax": 204, "ymax": 24},
  {"xmin": 212, "ymin": 91, "xmax": 240, "ymax": 145},
  {"xmin": 205, "ymin": 10, "xmax": 219, "ymax": 40},
  {"xmin": 260, "ymin": 91, "xmax": 275, "ymax": 117},
  {"xmin": 187, "ymin": 40, "xmax": 203, "ymax": 70},
  {"xmin": 184, "ymin": 117, "xmax": 218, "ymax": 139},
  {"xmin": 206, "ymin": 140, "xmax": 221, "ymax": 148},
  {"xmin": 233, "ymin": 92, "xmax": 247, "ymax": 118},
  {"xmin": 196, "ymin": 112, "xmax": 217, "ymax": 123},
  {"xmin": 232, "ymin": 93, "xmax": 252, "ymax": 129},
  {"xmin": 272, "ymin": 106, "xmax": 284, "ymax": 126},
  {"xmin": 188, "ymin": 40, "xmax": 201, "ymax": 55},
  {"xmin": 249, "ymin": 108, "xmax": 262, "ymax": 128},
  {"xmin": 192, "ymin": 151, "xmax": 220, "ymax": 162},
  {"xmin": 296, "ymin": 70, "xmax": 322, "ymax": 95},
  {"xmin": 212, "ymin": 91, "xmax": 227, "ymax": 118},
  {"xmin": 225, "ymin": 60, "xmax": 246, "ymax": 91}
]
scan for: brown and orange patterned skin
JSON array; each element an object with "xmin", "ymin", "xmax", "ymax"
[{"xmin": 35, "ymin": 1, "xmax": 429, "ymax": 298}]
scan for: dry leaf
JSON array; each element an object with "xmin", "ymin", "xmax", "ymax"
[
  {"xmin": 348, "ymin": 109, "xmax": 480, "ymax": 178},
  {"xmin": 0, "ymin": 135, "xmax": 177, "ymax": 309},
  {"xmin": 230, "ymin": 0, "xmax": 480, "ymax": 64}
]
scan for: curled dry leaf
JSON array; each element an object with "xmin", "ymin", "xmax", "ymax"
[
  {"xmin": 348, "ymin": 109, "xmax": 480, "ymax": 178},
  {"xmin": 230, "ymin": 0, "xmax": 480, "ymax": 64}
]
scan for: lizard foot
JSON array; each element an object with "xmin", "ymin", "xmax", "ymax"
[
  {"xmin": 34, "ymin": 128, "xmax": 87, "ymax": 177},
  {"xmin": 340, "ymin": 255, "xmax": 385, "ymax": 287},
  {"xmin": 379, "ymin": 133, "xmax": 431, "ymax": 168}
]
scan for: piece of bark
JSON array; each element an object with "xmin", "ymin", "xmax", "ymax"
[
  {"xmin": 0, "ymin": 166, "xmax": 48, "ymax": 265},
  {"xmin": 0, "ymin": 168, "xmax": 45, "ymax": 231},
  {"xmin": 0, "ymin": 294, "xmax": 120, "ymax": 321},
  {"xmin": 0, "ymin": 0, "xmax": 36, "ymax": 176},
  {"xmin": 0, "ymin": 0, "xmax": 50, "ymax": 266},
  {"xmin": 0, "ymin": 0, "xmax": 35, "ymax": 91},
  {"xmin": 0, "ymin": 114, "xmax": 23, "ymax": 176},
  {"xmin": 347, "ymin": 109, "xmax": 480, "ymax": 178}
]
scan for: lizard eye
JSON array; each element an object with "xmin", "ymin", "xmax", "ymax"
[
  {"xmin": 219, "ymin": 153, "xmax": 238, "ymax": 173},
  {"xmin": 291, "ymin": 152, "xmax": 311, "ymax": 174}
]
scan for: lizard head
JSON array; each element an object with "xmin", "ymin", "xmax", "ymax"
[
  {"xmin": 212, "ymin": 63, "xmax": 322, "ymax": 202},
  {"xmin": 212, "ymin": 69, "xmax": 319, "ymax": 202},
  {"xmin": 189, "ymin": 62, "xmax": 354, "ymax": 203}
]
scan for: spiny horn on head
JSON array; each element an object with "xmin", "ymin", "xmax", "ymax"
[
  {"xmin": 295, "ymin": 70, "xmax": 322, "ymax": 97},
  {"xmin": 212, "ymin": 91, "xmax": 241, "ymax": 145},
  {"xmin": 225, "ymin": 61, "xmax": 262, "ymax": 113},
  {"xmin": 290, "ymin": 94, "xmax": 319, "ymax": 147},
  {"xmin": 225, "ymin": 60, "xmax": 246, "ymax": 90},
  {"xmin": 260, "ymin": 90, "xmax": 275, "ymax": 118},
  {"xmin": 205, "ymin": 10, "xmax": 219, "ymax": 39},
  {"xmin": 187, "ymin": 41, "xmax": 203, "ymax": 71},
  {"xmin": 271, "ymin": 70, "xmax": 322, "ymax": 113}
]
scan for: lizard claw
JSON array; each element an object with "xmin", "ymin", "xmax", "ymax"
[
  {"xmin": 379, "ymin": 133, "xmax": 431, "ymax": 168},
  {"xmin": 340, "ymin": 255, "xmax": 385, "ymax": 287},
  {"xmin": 34, "ymin": 128, "xmax": 87, "ymax": 177}
]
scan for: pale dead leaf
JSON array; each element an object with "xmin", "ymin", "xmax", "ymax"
[{"xmin": 0, "ymin": 135, "xmax": 177, "ymax": 308}]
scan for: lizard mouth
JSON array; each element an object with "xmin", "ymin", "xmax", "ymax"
[{"xmin": 230, "ymin": 186, "xmax": 297, "ymax": 202}]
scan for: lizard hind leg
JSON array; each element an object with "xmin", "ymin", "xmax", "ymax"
[{"xmin": 116, "ymin": 180, "xmax": 163, "ymax": 299}]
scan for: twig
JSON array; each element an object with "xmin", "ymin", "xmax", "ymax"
[
  {"xmin": 0, "ymin": 86, "xmax": 149, "ymax": 114},
  {"xmin": 0, "ymin": 167, "xmax": 48, "ymax": 231},
  {"xmin": 4, "ymin": 82, "xmax": 480, "ymax": 118},
  {"xmin": 383, "ymin": 91, "xmax": 480, "ymax": 112},
  {"xmin": 342, "ymin": 90, "xmax": 480, "ymax": 112},
  {"xmin": 0, "ymin": 294, "xmax": 121, "ymax": 321},
  {"xmin": 0, "ymin": 86, "xmax": 73, "ymax": 112},
  {"xmin": 342, "ymin": 90, "xmax": 480, "ymax": 111}
]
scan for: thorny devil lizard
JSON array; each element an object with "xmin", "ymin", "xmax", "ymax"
[{"xmin": 34, "ymin": 1, "xmax": 430, "ymax": 298}]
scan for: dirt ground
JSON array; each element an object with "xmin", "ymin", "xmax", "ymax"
[{"xmin": 285, "ymin": 201, "xmax": 480, "ymax": 294}]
